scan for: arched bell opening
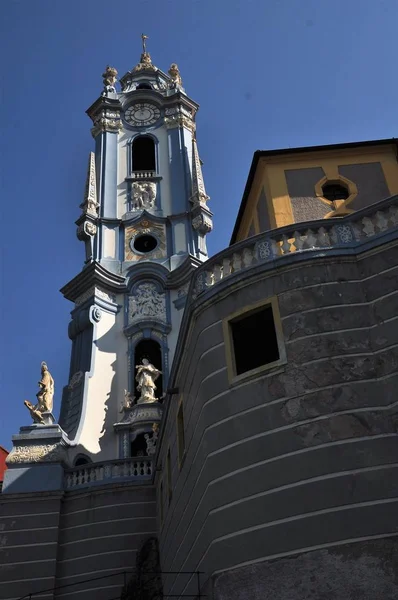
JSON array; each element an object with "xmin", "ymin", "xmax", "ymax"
[
  {"xmin": 134, "ymin": 339, "xmax": 163, "ymax": 401},
  {"xmin": 132, "ymin": 136, "xmax": 156, "ymax": 172}
]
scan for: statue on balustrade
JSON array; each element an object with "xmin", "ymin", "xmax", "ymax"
[
  {"xmin": 135, "ymin": 359, "xmax": 161, "ymax": 404},
  {"xmin": 24, "ymin": 361, "xmax": 55, "ymax": 424}
]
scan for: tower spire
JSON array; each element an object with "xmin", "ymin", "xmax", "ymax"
[{"xmin": 133, "ymin": 33, "xmax": 156, "ymax": 73}]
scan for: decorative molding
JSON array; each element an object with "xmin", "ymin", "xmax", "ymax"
[
  {"xmin": 131, "ymin": 181, "xmax": 157, "ymax": 210},
  {"xmin": 68, "ymin": 371, "xmax": 84, "ymax": 390},
  {"xmin": 165, "ymin": 115, "xmax": 196, "ymax": 133},
  {"xmin": 125, "ymin": 220, "xmax": 166, "ymax": 262},
  {"xmin": 6, "ymin": 443, "xmax": 66, "ymax": 465},
  {"xmin": 192, "ymin": 213, "xmax": 213, "ymax": 234},
  {"xmin": 80, "ymin": 152, "xmax": 99, "ymax": 217},
  {"xmin": 128, "ymin": 283, "xmax": 166, "ymax": 324},
  {"xmin": 190, "ymin": 137, "xmax": 209, "ymax": 206},
  {"xmin": 91, "ymin": 110, "xmax": 123, "ymax": 137},
  {"xmin": 75, "ymin": 286, "xmax": 117, "ymax": 306}
]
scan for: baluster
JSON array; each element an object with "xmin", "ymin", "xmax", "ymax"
[
  {"xmin": 213, "ymin": 264, "xmax": 223, "ymax": 282},
  {"xmin": 232, "ymin": 252, "xmax": 242, "ymax": 272},
  {"xmin": 375, "ymin": 210, "xmax": 389, "ymax": 231},
  {"xmin": 205, "ymin": 270, "xmax": 213, "ymax": 287},
  {"xmin": 361, "ymin": 217, "xmax": 375, "ymax": 237},
  {"xmin": 222, "ymin": 256, "xmax": 232, "ymax": 277},
  {"xmin": 316, "ymin": 227, "xmax": 330, "ymax": 247},
  {"xmin": 83, "ymin": 468, "xmax": 89, "ymax": 484},
  {"xmin": 242, "ymin": 247, "xmax": 254, "ymax": 268},
  {"xmin": 281, "ymin": 235, "xmax": 292, "ymax": 254},
  {"xmin": 304, "ymin": 229, "xmax": 317, "ymax": 249},
  {"xmin": 270, "ymin": 238, "xmax": 281, "ymax": 256},
  {"xmin": 293, "ymin": 231, "xmax": 305, "ymax": 251},
  {"xmin": 388, "ymin": 205, "xmax": 398, "ymax": 226}
]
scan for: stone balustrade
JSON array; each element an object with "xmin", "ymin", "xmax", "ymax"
[
  {"xmin": 131, "ymin": 170, "xmax": 156, "ymax": 179},
  {"xmin": 192, "ymin": 196, "xmax": 398, "ymax": 298},
  {"xmin": 64, "ymin": 457, "xmax": 153, "ymax": 489}
]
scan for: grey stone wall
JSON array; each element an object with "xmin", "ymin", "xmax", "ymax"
[
  {"xmin": 0, "ymin": 483, "xmax": 157, "ymax": 600},
  {"xmin": 339, "ymin": 162, "xmax": 390, "ymax": 210},
  {"xmin": 0, "ymin": 492, "xmax": 62, "ymax": 600},
  {"xmin": 156, "ymin": 241, "xmax": 398, "ymax": 599},
  {"xmin": 285, "ymin": 167, "xmax": 329, "ymax": 222}
]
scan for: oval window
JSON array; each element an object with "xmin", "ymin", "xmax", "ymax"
[{"xmin": 133, "ymin": 234, "xmax": 158, "ymax": 253}]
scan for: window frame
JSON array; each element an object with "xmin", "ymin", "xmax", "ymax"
[
  {"xmin": 176, "ymin": 396, "xmax": 186, "ymax": 470},
  {"xmin": 223, "ymin": 296, "xmax": 286, "ymax": 385}
]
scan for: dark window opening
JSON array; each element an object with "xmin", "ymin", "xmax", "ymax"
[
  {"xmin": 134, "ymin": 339, "xmax": 163, "ymax": 401},
  {"xmin": 134, "ymin": 234, "xmax": 158, "ymax": 253},
  {"xmin": 137, "ymin": 83, "xmax": 152, "ymax": 90},
  {"xmin": 177, "ymin": 402, "xmax": 185, "ymax": 465},
  {"xmin": 230, "ymin": 304, "xmax": 280, "ymax": 376},
  {"xmin": 130, "ymin": 433, "xmax": 148, "ymax": 457},
  {"xmin": 322, "ymin": 183, "xmax": 349, "ymax": 202},
  {"xmin": 159, "ymin": 481, "xmax": 164, "ymax": 525},
  {"xmin": 74, "ymin": 455, "xmax": 91, "ymax": 467},
  {"xmin": 132, "ymin": 136, "xmax": 156, "ymax": 172},
  {"xmin": 167, "ymin": 448, "xmax": 172, "ymax": 503}
]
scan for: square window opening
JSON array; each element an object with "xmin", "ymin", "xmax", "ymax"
[{"xmin": 230, "ymin": 304, "xmax": 280, "ymax": 376}]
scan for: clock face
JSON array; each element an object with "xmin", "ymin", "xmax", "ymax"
[{"xmin": 124, "ymin": 103, "xmax": 161, "ymax": 127}]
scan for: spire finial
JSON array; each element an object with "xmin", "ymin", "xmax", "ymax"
[{"xmin": 141, "ymin": 33, "xmax": 148, "ymax": 54}]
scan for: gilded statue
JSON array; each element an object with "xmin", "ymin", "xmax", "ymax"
[
  {"xmin": 135, "ymin": 359, "xmax": 161, "ymax": 404},
  {"xmin": 102, "ymin": 65, "xmax": 118, "ymax": 93},
  {"xmin": 168, "ymin": 63, "xmax": 182, "ymax": 88},
  {"xmin": 24, "ymin": 362, "xmax": 55, "ymax": 424}
]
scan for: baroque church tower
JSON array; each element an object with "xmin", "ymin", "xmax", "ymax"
[{"xmin": 59, "ymin": 38, "xmax": 212, "ymax": 464}]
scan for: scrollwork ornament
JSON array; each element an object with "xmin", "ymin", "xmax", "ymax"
[
  {"xmin": 6, "ymin": 444, "xmax": 65, "ymax": 465},
  {"xmin": 90, "ymin": 306, "xmax": 102, "ymax": 323}
]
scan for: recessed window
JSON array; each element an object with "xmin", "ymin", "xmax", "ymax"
[
  {"xmin": 321, "ymin": 183, "xmax": 349, "ymax": 202},
  {"xmin": 177, "ymin": 401, "xmax": 185, "ymax": 468},
  {"xmin": 159, "ymin": 481, "xmax": 164, "ymax": 526},
  {"xmin": 134, "ymin": 338, "xmax": 163, "ymax": 399},
  {"xmin": 132, "ymin": 136, "xmax": 156, "ymax": 172},
  {"xmin": 226, "ymin": 300, "xmax": 284, "ymax": 379},
  {"xmin": 133, "ymin": 234, "xmax": 158, "ymax": 253},
  {"xmin": 166, "ymin": 448, "xmax": 172, "ymax": 504}
]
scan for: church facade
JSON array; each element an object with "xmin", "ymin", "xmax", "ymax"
[{"xmin": 1, "ymin": 44, "xmax": 398, "ymax": 600}]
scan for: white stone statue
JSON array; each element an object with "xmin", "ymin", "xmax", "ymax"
[
  {"xmin": 135, "ymin": 359, "xmax": 161, "ymax": 404},
  {"xmin": 131, "ymin": 182, "xmax": 156, "ymax": 210},
  {"xmin": 24, "ymin": 362, "xmax": 55, "ymax": 424},
  {"xmin": 120, "ymin": 389, "xmax": 134, "ymax": 412},
  {"xmin": 145, "ymin": 427, "xmax": 159, "ymax": 456}
]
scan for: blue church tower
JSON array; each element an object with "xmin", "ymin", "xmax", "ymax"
[{"xmin": 57, "ymin": 39, "xmax": 213, "ymax": 464}]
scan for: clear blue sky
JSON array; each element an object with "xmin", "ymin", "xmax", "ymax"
[{"xmin": 1, "ymin": 0, "xmax": 397, "ymax": 449}]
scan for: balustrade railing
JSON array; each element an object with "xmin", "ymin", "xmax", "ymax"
[
  {"xmin": 131, "ymin": 170, "xmax": 156, "ymax": 179},
  {"xmin": 192, "ymin": 196, "xmax": 398, "ymax": 298},
  {"xmin": 64, "ymin": 457, "xmax": 153, "ymax": 490}
]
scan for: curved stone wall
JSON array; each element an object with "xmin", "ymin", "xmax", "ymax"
[{"xmin": 156, "ymin": 241, "xmax": 398, "ymax": 599}]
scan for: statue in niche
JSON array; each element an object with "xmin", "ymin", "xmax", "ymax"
[
  {"xmin": 131, "ymin": 182, "xmax": 156, "ymax": 210},
  {"xmin": 135, "ymin": 359, "xmax": 161, "ymax": 404},
  {"xmin": 24, "ymin": 362, "xmax": 55, "ymax": 424}
]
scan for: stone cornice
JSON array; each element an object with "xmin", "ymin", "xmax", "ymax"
[{"xmin": 60, "ymin": 262, "xmax": 126, "ymax": 302}]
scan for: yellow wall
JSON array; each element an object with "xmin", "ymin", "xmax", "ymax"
[{"xmin": 236, "ymin": 143, "xmax": 398, "ymax": 242}]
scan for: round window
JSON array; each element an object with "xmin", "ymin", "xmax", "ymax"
[{"xmin": 133, "ymin": 234, "xmax": 158, "ymax": 253}]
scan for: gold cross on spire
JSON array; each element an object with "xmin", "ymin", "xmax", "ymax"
[{"xmin": 141, "ymin": 33, "xmax": 148, "ymax": 54}]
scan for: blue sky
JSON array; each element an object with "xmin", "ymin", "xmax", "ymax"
[{"xmin": 1, "ymin": 0, "xmax": 397, "ymax": 448}]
